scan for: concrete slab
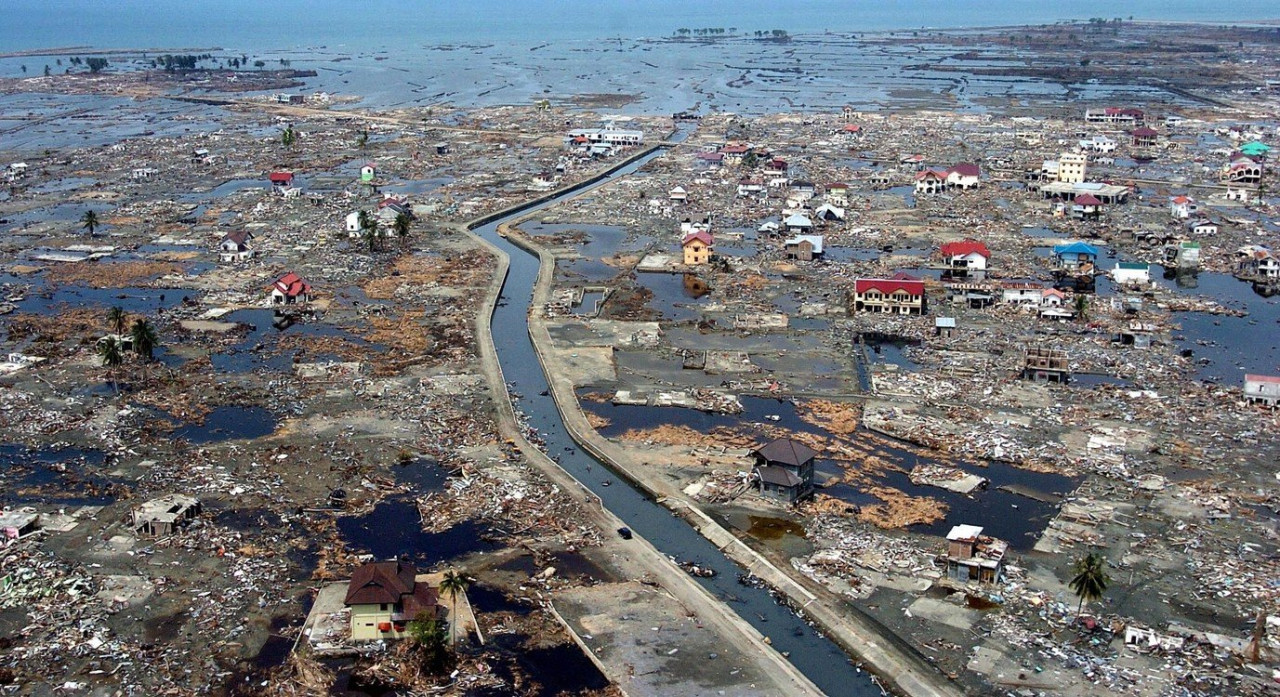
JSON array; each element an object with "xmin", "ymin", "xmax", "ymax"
[
  {"xmin": 554, "ymin": 581, "xmax": 789, "ymax": 697},
  {"xmin": 907, "ymin": 597, "xmax": 979, "ymax": 631}
]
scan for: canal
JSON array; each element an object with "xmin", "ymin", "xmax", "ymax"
[{"xmin": 472, "ymin": 147, "xmax": 883, "ymax": 696}]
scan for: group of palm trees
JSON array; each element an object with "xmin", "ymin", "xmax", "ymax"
[
  {"xmin": 356, "ymin": 209, "xmax": 412, "ymax": 253},
  {"xmin": 97, "ymin": 306, "xmax": 160, "ymax": 386}
]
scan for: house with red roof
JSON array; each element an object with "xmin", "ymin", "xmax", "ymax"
[
  {"xmin": 345, "ymin": 561, "xmax": 442, "ymax": 641},
  {"xmin": 851, "ymin": 275, "xmax": 926, "ymax": 315},
  {"xmin": 268, "ymin": 171, "xmax": 294, "ymax": 188},
  {"xmin": 946, "ymin": 163, "xmax": 981, "ymax": 190},
  {"xmin": 681, "ymin": 230, "xmax": 713, "ymax": 266},
  {"xmin": 939, "ymin": 240, "xmax": 991, "ymax": 273},
  {"xmin": 1169, "ymin": 195, "xmax": 1197, "ymax": 220},
  {"xmin": 1071, "ymin": 193, "xmax": 1103, "ymax": 220},
  {"xmin": 1243, "ymin": 374, "xmax": 1280, "ymax": 407},
  {"xmin": 1131, "ymin": 127, "xmax": 1158, "ymax": 147},
  {"xmin": 270, "ymin": 272, "xmax": 312, "ymax": 304},
  {"xmin": 915, "ymin": 168, "xmax": 948, "ymax": 195}
]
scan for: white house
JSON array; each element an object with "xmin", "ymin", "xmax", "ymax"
[
  {"xmin": 1225, "ymin": 186, "xmax": 1252, "ymax": 203},
  {"xmin": 1169, "ymin": 195, "xmax": 1197, "ymax": 219},
  {"xmin": 1244, "ymin": 374, "xmax": 1280, "ymax": 407},
  {"xmin": 1001, "ymin": 283, "xmax": 1043, "ymax": 306},
  {"xmin": 946, "ymin": 163, "xmax": 981, "ymax": 189},
  {"xmin": 669, "ymin": 186, "xmax": 688, "ymax": 203},
  {"xmin": 737, "ymin": 178, "xmax": 765, "ymax": 198},
  {"xmin": 783, "ymin": 214, "xmax": 814, "ymax": 233},
  {"xmin": 915, "ymin": 168, "xmax": 948, "ymax": 194},
  {"xmin": 1111, "ymin": 262, "xmax": 1151, "ymax": 286},
  {"xmin": 814, "ymin": 203, "xmax": 845, "ymax": 221},
  {"xmin": 939, "ymin": 240, "xmax": 991, "ymax": 273},
  {"xmin": 219, "ymin": 231, "xmax": 254, "ymax": 263},
  {"xmin": 1078, "ymin": 135, "xmax": 1117, "ymax": 153},
  {"xmin": 345, "ymin": 211, "xmax": 363, "ymax": 234},
  {"xmin": 1186, "ymin": 218, "xmax": 1219, "ymax": 236}
]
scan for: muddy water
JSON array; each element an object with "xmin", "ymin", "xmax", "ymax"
[{"xmin": 475, "ymin": 145, "xmax": 883, "ymax": 695}]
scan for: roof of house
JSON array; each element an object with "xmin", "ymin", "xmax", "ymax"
[
  {"xmin": 345, "ymin": 561, "xmax": 416, "ymax": 606},
  {"xmin": 855, "ymin": 277, "xmax": 925, "ymax": 296},
  {"xmin": 935, "ymin": 317, "xmax": 956, "ymax": 328},
  {"xmin": 784, "ymin": 214, "xmax": 813, "ymax": 228},
  {"xmin": 268, "ymin": 171, "xmax": 294, "ymax": 183},
  {"xmin": 1116, "ymin": 262, "xmax": 1149, "ymax": 271},
  {"xmin": 753, "ymin": 438, "xmax": 817, "ymax": 467},
  {"xmin": 223, "ymin": 230, "xmax": 252, "ymax": 245},
  {"xmin": 1072, "ymin": 193, "xmax": 1103, "ymax": 206},
  {"xmin": 785, "ymin": 234, "xmax": 824, "ymax": 253},
  {"xmin": 1132, "ymin": 127, "xmax": 1158, "ymax": 137},
  {"xmin": 1245, "ymin": 374, "xmax": 1280, "ymax": 384},
  {"xmin": 272, "ymin": 272, "xmax": 311, "ymax": 298},
  {"xmin": 949, "ymin": 162, "xmax": 980, "ymax": 177},
  {"xmin": 1053, "ymin": 242, "xmax": 1100, "ymax": 257},
  {"xmin": 681, "ymin": 230, "xmax": 713, "ymax": 247},
  {"xmin": 1170, "ymin": 195, "xmax": 1193, "ymax": 204},
  {"xmin": 756, "ymin": 465, "xmax": 804, "ymax": 487},
  {"xmin": 842, "ymin": 124, "xmax": 861, "ymax": 132},
  {"xmin": 826, "ymin": 182, "xmax": 848, "ymax": 190},
  {"xmin": 940, "ymin": 240, "xmax": 990, "ymax": 259},
  {"xmin": 947, "ymin": 524, "xmax": 984, "ymax": 541},
  {"xmin": 1240, "ymin": 141, "xmax": 1271, "ymax": 154},
  {"xmin": 696, "ymin": 151, "xmax": 725, "ymax": 162},
  {"xmin": 1187, "ymin": 218, "xmax": 1217, "ymax": 228},
  {"xmin": 915, "ymin": 168, "xmax": 948, "ymax": 180},
  {"xmin": 1042, "ymin": 288, "xmax": 1066, "ymax": 299}
]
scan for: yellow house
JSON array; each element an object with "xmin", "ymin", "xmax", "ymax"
[
  {"xmin": 345, "ymin": 561, "xmax": 440, "ymax": 641},
  {"xmin": 682, "ymin": 230, "xmax": 712, "ymax": 265}
]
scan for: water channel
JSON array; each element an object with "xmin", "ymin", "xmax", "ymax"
[{"xmin": 473, "ymin": 145, "xmax": 883, "ymax": 695}]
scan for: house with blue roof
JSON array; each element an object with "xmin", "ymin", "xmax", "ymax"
[{"xmin": 1053, "ymin": 242, "xmax": 1100, "ymax": 273}]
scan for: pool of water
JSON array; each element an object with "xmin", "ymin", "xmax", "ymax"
[
  {"xmin": 337, "ymin": 497, "xmax": 499, "ymax": 564},
  {"xmin": 1151, "ymin": 266, "xmax": 1280, "ymax": 382},
  {"xmin": 170, "ymin": 405, "xmax": 277, "ymax": 444},
  {"xmin": 0, "ymin": 443, "xmax": 115, "ymax": 506},
  {"xmin": 635, "ymin": 272, "xmax": 710, "ymax": 322}
]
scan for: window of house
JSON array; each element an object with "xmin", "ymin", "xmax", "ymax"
[{"xmin": 380, "ymin": 603, "xmax": 388, "ymax": 611}]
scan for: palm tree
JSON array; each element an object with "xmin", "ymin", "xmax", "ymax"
[
  {"xmin": 1073, "ymin": 294, "xmax": 1089, "ymax": 322},
  {"xmin": 362, "ymin": 218, "xmax": 382, "ymax": 252},
  {"xmin": 393, "ymin": 212, "xmax": 412, "ymax": 248},
  {"xmin": 107, "ymin": 306, "xmax": 127, "ymax": 336},
  {"xmin": 81, "ymin": 209, "xmax": 100, "ymax": 237},
  {"xmin": 281, "ymin": 125, "xmax": 296, "ymax": 147},
  {"xmin": 97, "ymin": 336, "xmax": 124, "ymax": 393},
  {"xmin": 1068, "ymin": 552, "xmax": 1109, "ymax": 618},
  {"xmin": 130, "ymin": 318, "xmax": 158, "ymax": 362},
  {"xmin": 438, "ymin": 569, "xmax": 471, "ymax": 645}
]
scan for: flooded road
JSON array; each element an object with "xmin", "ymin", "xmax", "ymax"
[{"xmin": 472, "ymin": 146, "xmax": 883, "ymax": 695}]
